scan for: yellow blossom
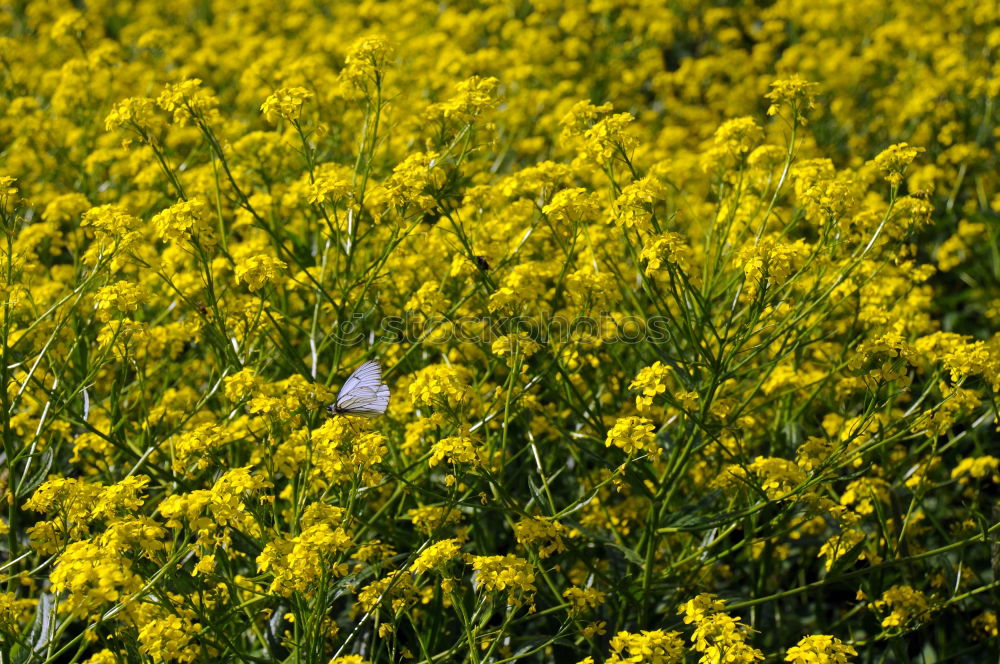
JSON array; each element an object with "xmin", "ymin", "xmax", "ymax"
[{"xmin": 260, "ymin": 87, "xmax": 313, "ymax": 124}]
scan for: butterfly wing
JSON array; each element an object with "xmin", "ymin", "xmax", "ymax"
[
  {"xmin": 336, "ymin": 384, "xmax": 390, "ymax": 417},
  {"xmin": 334, "ymin": 360, "xmax": 390, "ymax": 416},
  {"xmin": 337, "ymin": 359, "xmax": 381, "ymax": 402}
]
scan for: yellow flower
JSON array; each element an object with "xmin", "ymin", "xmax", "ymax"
[
  {"xmin": 49, "ymin": 540, "xmax": 144, "ymax": 619},
  {"xmin": 407, "ymin": 505, "xmax": 463, "ymax": 536},
  {"xmin": 581, "ymin": 621, "xmax": 607, "ymax": 639},
  {"xmin": 566, "ymin": 267, "xmax": 620, "ymax": 311},
  {"xmin": 765, "ymin": 75, "xmax": 820, "ymax": 124},
  {"xmin": 408, "ymin": 364, "xmax": 473, "ymax": 409},
  {"xmin": 159, "ymin": 467, "xmax": 268, "ymax": 552},
  {"xmin": 469, "ymin": 554, "xmax": 536, "ymax": 606},
  {"xmin": 972, "ymin": 611, "xmax": 998, "ymax": 639},
  {"xmin": 42, "ymin": 192, "xmax": 90, "ymax": 223},
  {"xmin": 429, "ymin": 435, "xmax": 485, "ymax": 468},
  {"xmin": 630, "ymin": 361, "xmax": 670, "ymax": 411},
  {"xmin": 341, "ymin": 35, "xmax": 394, "ymax": 94},
  {"xmin": 155, "ymin": 79, "xmax": 220, "ymax": 125},
  {"xmin": 747, "ymin": 457, "xmax": 807, "ymax": 500},
  {"xmin": 105, "ymin": 96, "xmax": 161, "ymax": 134},
  {"xmin": 839, "ymin": 476, "xmax": 891, "ymax": 515},
  {"xmin": 608, "ymin": 629, "xmax": 685, "ymax": 664},
  {"xmin": 611, "ymin": 176, "xmax": 668, "ymax": 232},
  {"xmin": 426, "ymin": 75, "xmax": 500, "ymax": 125},
  {"xmin": 543, "ymin": 187, "xmax": 601, "ymax": 223},
  {"xmin": 260, "ymin": 86, "xmax": 313, "ymax": 124},
  {"xmin": 308, "ymin": 166, "xmax": 353, "ymax": 205},
  {"xmin": 641, "ymin": 233, "xmax": 691, "ymax": 275},
  {"xmin": 606, "ymin": 416, "xmax": 658, "ymax": 458},
  {"xmin": 384, "ymin": 151, "xmax": 445, "ymax": 212},
  {"xmin": 0, "ymin": 175, "xmax": 17, "ymax": 199},
  {"xmin": 785, "ymin": 635, "xmax": 857, "ymax": 664},
  {"xmin": 0, "ymin": 591, "xmax": 33, "ymax": 633},
  {"xmin": 818, "ymin": 526, "xmax": 867, "ymax": 571},
  {"xmin": 690, "ymin": 613, "xmax": 763, "ymax": 664},
  {"xmin": 329, "ymin": 656, "xmax": 373, "ymax": 664},
  {"xmin": 224, "ymin": 368, "xmax": 262, "ymax": 402},
  {"xmin": 678, "ymin": 594, "xmax": 727, "ymax": 625},
  {"xmin": 91, "ymin": 475, "xmax": 150, "ymax": 519},
  {"xmin": 950, "ymin": 456, "xmax": 1000, "ymax": 484},
  {"xmin": 491, "ymin": 333, "xmax": 542, "ymax": 365},
  {"xmin": 714, "ymin": 116, "xmax": 764, "ymax": 157},
  {"xmin": 257, "ymin": 523, "xmax": 352, "ymax": 597},
  {"xmin": 412, "ymin": 539, "xmax": 463, "ymax": 574},
  {"xmin": 873, "ymin": 143, "xmax": 925, "ymax": 188},
  {"xmin": 49, "ymin": 10, "xmax": 88, "ymax": 42},
  {"xmin": 734, "ymin": 236, "xmax": 811, "ymax": 299},
  {"xmin": 138, "ymin": 615, "xmax": 202, "ymax": 663},
  {"xmin": 235, "ymin": 254, "xmax": 287, "ymax": 292},
  {"xmin": 93, "ymin": 281, "xmax": 147, "ymax": 320},
  {"xmin": 563, "ymin": 586, "xmax": 606, "ymax": 616},
  {"xmin": 560, "ymin": 100, "xmax": 615, "ymax": 139},
  {"xmin": 513, "ymin": 517, "xmax": 570, "ymax": 558},
  {"xmin": 171, "ymin": 423, "xmax": 229, "ymax": 471},
  {"xmin": 81, "ymin": 204, "xmax": 140, "ymax": 235},
  {"xmin": 871, "ymin": 585, "xmax": 933, "ymax": 629},
  {"xmin": 151, "ymin": 198, "xmax": 215, "ymax": 244},
  {"xmin": 357, "ymin": 570, "xmax": 417, "ymax": 613},
  {"xmin": 405, "ymin": 280, "xmax": 449, "ymax": 313},
  {"xmin": 583, "ymin": 112, "xmax": 638, "ymax": 162}
]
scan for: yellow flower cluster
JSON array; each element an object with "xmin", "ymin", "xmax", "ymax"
[
  {"xmin": 871, "ymin": 585, "xmax": 933, "ymax": 629},
  {"xmin": 357, "ymin": 570, "xmax": 417, "ymax": 613},
  {"xmin": 234, "ymin": 253, "xmax": 287, "ymax": 292},
  {"xmin": 412, "ymin": 538, "xmax": 462, "ymax": 575},
  {"xmin": 606, "ymin": 416, "xmax": 658, "ymax": 459},
  {"xmin": 138, "ymin": 615, "xmax": 203, "ymax": 663},
  {"xmin": 605, "ymin": 629, "xmax": 685, "ymax": 664},
  {"xmin": 785, "ymin": 635, "xmax": 857, "ymax": 664},
  {"xmin": 0, "ymin": 0, "xmax": 996, "ymax": 661},
  {"xmin": 562, "ymin": 586, "xmax": 606, "ymax": 616},
  {"xmin": 257, "ymin": 522, "xmax": 352, "ymax": 597},
  {"xmin": 469, "ymin": 554, "xmax": 536, "ymax": 606},
  {"xmin": 49, "ymin": 540, "xmax": 144, "ymax": 619},
  {"xmin": 679, "ymin": 594, "xmax": 763, "ymax": 664},
  {"xmin": 630, "ymin": 361, "xmax": 670, "ymax": 411},
  {"xmin": 950, "ymin": 456, "xmax": 1000, "ymax": 484},
  {"xmin": 513, "ymin": 516, "xmax": 570, "ymax": 558},
  {"xmin": 429, "ymin": 435, "xmax": 485, "ymax": 469},
  {"xmin": 408, "ymin": 364, "xmax": 473, "ymax": 409},
  {"xmin": 260, "ymin": 87, "xmax": 314, "ymax": 125}
]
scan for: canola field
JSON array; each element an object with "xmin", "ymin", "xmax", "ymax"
[{"xmin": 0, "ymin": 1, "xmax": 998, "ymax": 662}]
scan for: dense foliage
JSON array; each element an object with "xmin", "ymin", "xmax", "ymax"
[{"xmin": 0, "ymin": 1, "xmax": 998, "ymax": 662}]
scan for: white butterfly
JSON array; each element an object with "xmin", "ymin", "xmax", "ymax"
[{"xmin": 327, "ymin": 359, "xmax": 390, "ymax": 417}]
